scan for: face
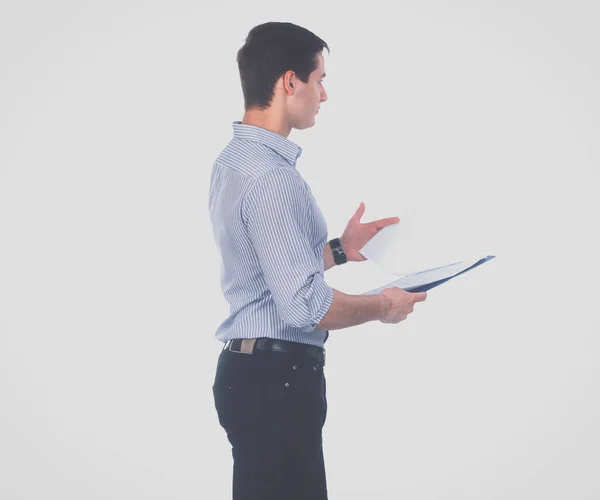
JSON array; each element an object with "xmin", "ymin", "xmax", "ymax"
[{"xmin": 288, "ymin": 52, "xmax": 328, "ymax": 130}]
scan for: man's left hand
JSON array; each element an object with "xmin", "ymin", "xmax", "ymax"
[{"xmin": 339, "ymin": 202, "xmax": 400, "ymax": 262}]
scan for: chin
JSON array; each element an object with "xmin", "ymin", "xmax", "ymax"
[
  {"xmin": 295, "ymin": 121, "xmax": 314, "ymax": 131},
  {"xmin": 291, "ymin": 113, "xmax": 318, "ymax": 130}
]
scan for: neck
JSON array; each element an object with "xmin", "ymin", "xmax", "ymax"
[{"xmin": 241, "ymin": 107, "xmax": 291, "ymax": 138}]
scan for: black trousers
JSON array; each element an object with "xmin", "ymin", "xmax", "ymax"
[{"xmin": 212, "ymin": 343, "xmax": 328, "ymax": 500}]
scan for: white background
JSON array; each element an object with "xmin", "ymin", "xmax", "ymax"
[{"xmin": 1, "ymin": 1, "xmax": 599, "ymax": 499}]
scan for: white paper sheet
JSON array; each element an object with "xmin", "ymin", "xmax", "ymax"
[{"xmin": 358, "ymin": 223, "xmax": 411, "ymax": 275}]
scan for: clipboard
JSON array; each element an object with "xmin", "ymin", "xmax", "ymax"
[{"xmin": 362, "ymin": 255, "xmax": 495, "ymax": 295}]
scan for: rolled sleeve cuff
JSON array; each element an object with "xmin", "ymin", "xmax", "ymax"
[{"xmin": 300, "ymin": 281, "xmax": 334, "ymax": 333}]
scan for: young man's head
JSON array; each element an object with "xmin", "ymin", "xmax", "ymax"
[{"xmin": 237, "ymin": 22, "xmax": 329, "ymax": 134}]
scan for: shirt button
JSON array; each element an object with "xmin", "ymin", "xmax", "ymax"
[
  {"xmin": 293, "ymin": 365, "xmax": 298, "ymax": 370},
  {"xmin": 313, "ymin": 366, "xmax": 317, "ymax": 371},
  {"xmin": 285, "ymin": 382, "xmax": 290, "ymax": 388}
]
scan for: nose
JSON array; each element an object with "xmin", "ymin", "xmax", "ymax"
[{"xmin": 320, "ymin": 87, "xmax": 328, "ymax": 103}]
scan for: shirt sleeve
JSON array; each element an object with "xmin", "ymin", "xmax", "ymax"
[{"xmin": 243, "ymin": 167, "xmax": 334, "ymax": 332}]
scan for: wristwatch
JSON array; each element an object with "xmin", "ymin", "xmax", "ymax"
[{"xmin": 328, "ymin": 237, "xmax": 347, "ymax": 265}]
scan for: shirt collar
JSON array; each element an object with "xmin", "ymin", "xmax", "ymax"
[{"xmin": 232, "ymin": 121, "xmax": 302, "ymax": 167}]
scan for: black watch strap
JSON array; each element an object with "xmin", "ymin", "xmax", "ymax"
[{"xmin": 328, "ymin": 237, "xmax": 347, "ymax": 265}]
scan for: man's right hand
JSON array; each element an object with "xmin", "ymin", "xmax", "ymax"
[{"xmin": 378, "ymin": 287, "xmax": 427, "ymax": 323}]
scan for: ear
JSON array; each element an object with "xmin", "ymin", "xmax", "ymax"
[{"xmin": 283, "ymin": 70, "xmax": 296, "ymax": 95}]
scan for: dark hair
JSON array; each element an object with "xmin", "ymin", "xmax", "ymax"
[{"xmin": 236, "ymin": 22, "xmax": 329, "ymax": 110}]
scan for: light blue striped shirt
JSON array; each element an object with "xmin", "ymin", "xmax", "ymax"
[{"xmin": 208, "ymin": 121, "xmax": 334, "ymax": 348}]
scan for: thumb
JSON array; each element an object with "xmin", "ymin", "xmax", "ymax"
[{"xmin": 353, "ymin": 202, "xmax": 366, "ymax": 221}]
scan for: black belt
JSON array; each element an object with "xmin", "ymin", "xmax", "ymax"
[{"xmin": 223, "ymin": 338, "xmax": 325, "ymax": 366}]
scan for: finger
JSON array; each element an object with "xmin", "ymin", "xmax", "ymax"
[
  {"xmin": 411, "ymin": 292, "xmax": 427, "ymax": 303},
  {"xmin": 374, "ymin": 217, "xmax": 400, "ymax": 230}
]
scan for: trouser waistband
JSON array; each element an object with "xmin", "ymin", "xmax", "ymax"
[{"xmin": 223, "ymin": 338, "xmax": 325, "ymax": 366}]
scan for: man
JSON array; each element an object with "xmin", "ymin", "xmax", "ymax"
[{"xmin": 209, "ymin": 21, "xmax": 427, "ymax": 500}]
